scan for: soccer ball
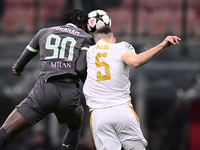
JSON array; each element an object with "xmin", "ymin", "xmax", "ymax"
[{"xmin": 87, "ymin": 9, "xmax": 111, "ymax": 33}]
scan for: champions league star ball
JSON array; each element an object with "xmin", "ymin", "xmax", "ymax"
[{"xmin": 87, "ymin": 9, "xmax": 111, "ymax": 33}]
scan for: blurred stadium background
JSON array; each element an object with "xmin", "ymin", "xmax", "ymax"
[{"xmin": 0, "ymin": 0, "xmax": 200, "ymax": 149}]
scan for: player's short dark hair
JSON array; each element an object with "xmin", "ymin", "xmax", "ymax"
[
  {"xmin": 94, "ymin": 26, "xmax": 114, "ymax": 42},
  {"xmin": 59, "ymin": 9, "xmax": 88, "ymax": 29},
  {"xmin": 94, "ymin": 26, "xmax": 112, "ymax": 35}
]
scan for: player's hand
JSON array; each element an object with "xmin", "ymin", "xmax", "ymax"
[
  {"xmin": 161, "ymin": 35, "xmax": 181, "ymax": 48},
  {"xmin": 12, "ymin": 66, "xmax": 21, "ymax": 76}
]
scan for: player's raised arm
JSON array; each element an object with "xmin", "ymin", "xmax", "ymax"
[{"xmin": 123, "ymin": 35, "xmax": 181, "ymax": 68}]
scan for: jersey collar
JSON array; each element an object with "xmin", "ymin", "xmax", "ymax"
[{"xmin": 100, "ymin": 39, "xmax": 112, "ymax": 44}]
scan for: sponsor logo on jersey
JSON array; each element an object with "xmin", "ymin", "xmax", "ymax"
[
  {"xmin": 126, "ymin": 43, "xmax": 134, "ymax": 49},
  {"xmin": 51, "ymin": 60, "xmax": 71, "ymax": 68},
  {"xmin": 125, "ymin": 43, "xmax": 134, "ymax": 52}
]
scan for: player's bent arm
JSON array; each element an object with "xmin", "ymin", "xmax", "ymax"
[
  {"xmin": 13, "ymin": 48, "xmax": 38, "ymax": 75},
  {"xmin": 76, "ymin": 50, "xmax": 87, "ymax": 83},
  {"xmin": 123, "ymin": 35, "xmax": 181, "ymax": 68},
  {"xmin": 123, "ymin": 44, "xmax": 165, "ymax": 68}
]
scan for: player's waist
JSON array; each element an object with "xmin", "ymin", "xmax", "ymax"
[
  {"xmin": 87, "ymin": 100, "xmax": 132, "ymax": 111},
  {"xmin": 42, "ymin": 74, "xmax": 79, "ymax": 87},
  {"xmin": 47, "ymin": 74, "xmax": 77, "ymax": 81},
  {"xmin": 86, "ymin": 97, "xmax": 130, "ymax": 108}
]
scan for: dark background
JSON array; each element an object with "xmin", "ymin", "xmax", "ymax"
[{"xmin": 0, "ymin": 0, "xmax": 200, "ymax": 149}]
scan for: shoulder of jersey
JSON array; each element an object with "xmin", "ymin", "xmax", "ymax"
[
  {"xmin": 118, "ymin": 41, "xmax": 130, "ymax": 45},
  {"xmin": 118, "ymin": 41, "xmax": 135, "ymax": 52},
  {"xmin": 89, "ymin": 44, "xmax": 96, "ymax": 49},
  {"xmin": 39, "ymin": 27, "xmax": 47, "ymax": 32}
]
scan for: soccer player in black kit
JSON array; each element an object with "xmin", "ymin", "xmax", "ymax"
[{"xmin": 0, "ymin": 9, "xmax": 94, "ymax": 150}]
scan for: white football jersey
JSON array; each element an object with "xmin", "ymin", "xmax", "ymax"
[{"xmin": 83, "ymin": 39, "xmax": 136, "ymax": 109}]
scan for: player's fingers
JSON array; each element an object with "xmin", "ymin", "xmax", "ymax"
[
  {"xmin": 12, "ymin": 67, "xmax": 21, "ymax": 76},
  {"xmin": 167, "ymin": 36, "xmax": 181, "ymax": 45},
  {"xmin": 14, "ymin": 72, "xmax": 21, "ymax": 76},
  {"xmin": 174, "ymin": 39, "xmax": 179, "ymax": 44},
  {"xmin": 172, "ymin": 36, "xmax": 181, "ymax": 40},
  {"xmin": 168, "ymin": 37, "xmax": 176, "ymax": 45},
  {"xmin": 171, "ymin": 36, "xmax": 181, "ymax": 44},
  {"xmin": 174, "ymin": 37, "xmax": 181, "ymax": 44}
]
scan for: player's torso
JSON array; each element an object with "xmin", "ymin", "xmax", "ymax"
[
  {"xmin": 83, "ymin": 40, "xmax": 131, "ymax": 108},
  {"xmin": 33, "ymin": 24, "xmax": 92, "ymax": 80}
]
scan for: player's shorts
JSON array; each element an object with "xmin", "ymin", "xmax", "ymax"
[
  {"xmin": 89, "ymin": 101, "xmax": 148, "ymax": 150},
  {"xmin": 16, "ymin": 80, "xmax": 83, "ymax": 129}
]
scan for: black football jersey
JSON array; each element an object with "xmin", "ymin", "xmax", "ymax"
[{"xmin": 25, "ymin": 23, "xmax": 94, "ymax": 81}]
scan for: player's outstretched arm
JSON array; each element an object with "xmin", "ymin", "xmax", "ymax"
[{"xmin": 123, "ymin": 35, "xmax": 181, "ymax": 68}]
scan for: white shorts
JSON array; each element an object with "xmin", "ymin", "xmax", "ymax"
[{"xmin": 89, "ymin": 102, "xmax": 148, "ymax": 150}]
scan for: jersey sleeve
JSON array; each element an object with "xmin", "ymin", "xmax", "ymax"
[
  {"xmin": 27, "ymin": 29, "xmax": 44, "ymax": 51},
  {"xmin": 76, "ymin": 35, "xmax": 95, "ymax": 83},
  {"xmin": 14, "ymin": 48, "xmax": 38, "ymax": 73},
  {"xmin": 80, "ymin": 34, "xmax": 94, "ymax": 51},
  {"xmin": 13, "ymin": 30, "xmax": 42, "ymax": 73},
  {"xmin": 120, "ymin": 42, "xmax": 137, "ymax": 60}
]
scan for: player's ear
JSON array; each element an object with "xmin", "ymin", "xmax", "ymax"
[
  {"xmin": 94, "ymin": 36, "xmax": 99, "ymax": 43},
  {"xmin": 82, "ymin": 24, "xmax": 88, "ymax": 32},
  {"xmin": 95, "ymin": 40, "xmax": 99, "ymax": 43},
  {"xmin": 113, "ymin": 37, "xmax": 116, "ymax": 43}
]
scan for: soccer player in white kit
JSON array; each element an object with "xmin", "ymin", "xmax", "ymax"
[{"xmin": 83, "ymin": 26, "xmax": 181, "ymax": 150}]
